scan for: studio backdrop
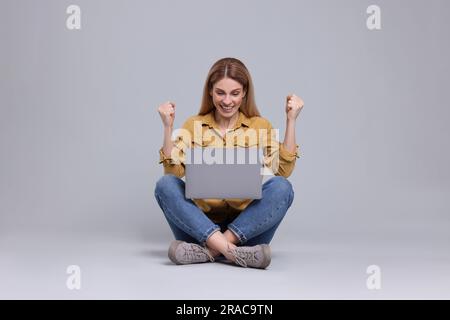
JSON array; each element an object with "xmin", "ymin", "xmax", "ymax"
[{"xmin": 1, "ymin": 0, "xmax": 449, "ymax": 299}]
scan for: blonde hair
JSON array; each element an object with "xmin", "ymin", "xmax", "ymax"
[{"xmin": 198, "ymin": 57, "xmax": 261, "ymax": 117}]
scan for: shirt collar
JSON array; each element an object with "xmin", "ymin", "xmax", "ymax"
[{"xmin": 202, "ymin": 110, "xmax": 251, "ymax": 130}]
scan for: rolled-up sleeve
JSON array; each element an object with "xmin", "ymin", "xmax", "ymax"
[
  {"xmin": 277, "ymin": 142, "xmax": 300, "ymax": 177},
  {"xmin": 262, "ymin": 120, "xmax": 300, "ymax": 178},
  {"xmin": 158, "ymin": 146, "xmax": 185, "ymax": 178},
  {"xmin": 158, "ymin": 119, "xmax": 193, "ymax": 178}
]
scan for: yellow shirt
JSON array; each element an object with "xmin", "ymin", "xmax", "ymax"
[{"xmin": 158, "ymin": 111, "xmax": 300, "ymax": 222}]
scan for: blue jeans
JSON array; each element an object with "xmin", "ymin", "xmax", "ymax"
[{"xmin": 154, "ymin": 174, "xmax": 294, "ymax": 247}]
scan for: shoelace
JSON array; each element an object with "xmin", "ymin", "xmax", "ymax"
[
  {"xmin": 228, "ymin": 247, "xmax": 259, "ymax": 268},
  {"xmin": 183, "ymin": 243, "xmax": 215, "ymax": 262}
]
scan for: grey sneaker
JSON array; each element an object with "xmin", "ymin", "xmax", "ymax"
[
  {"xmin": 228, "ymin": 244, "xmax": 271, "ymax": 269},
  {"xmin": 168, "ymin": 240, "xmax": 214, "ymax": 265}
]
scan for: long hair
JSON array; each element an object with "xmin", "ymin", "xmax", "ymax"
[{"xmin": 198, "ymin": 57, "xmax": 261, "ymax": 117}]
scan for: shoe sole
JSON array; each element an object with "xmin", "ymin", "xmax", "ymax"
[{"xmin": 168, "ymin": 240, "xmax": 183, "ymax": 265}]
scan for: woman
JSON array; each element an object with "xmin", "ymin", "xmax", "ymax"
[{"xmin": 154, "ymin": 57, "xmax": 304, "ymax": 269}]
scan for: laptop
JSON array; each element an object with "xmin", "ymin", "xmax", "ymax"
[{"xmin": 185, "ymin": 147, "xmax": 264, "ymax": 199}]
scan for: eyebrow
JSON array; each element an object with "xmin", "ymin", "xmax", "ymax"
[{"xmin": 215, "ymin": 88, "xmax": 242, "ymax": 92}]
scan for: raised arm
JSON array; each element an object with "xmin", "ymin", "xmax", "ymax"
[
  {"xmin": 158, "ymin": 101, "xmax": 176, "ymax": 157},
  {"xmin": 157, "ymin": 101, "xmax": 186, "ymax": 178},
  {"xmin": 282, "ymin": 94, "xmax": 304, "ymax": 153}
]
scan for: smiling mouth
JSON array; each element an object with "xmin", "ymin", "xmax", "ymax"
[{"xmin": 220, "ymin": 105, "xmax": 234, "ymax": 112}]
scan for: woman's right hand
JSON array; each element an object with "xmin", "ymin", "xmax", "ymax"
[{"xmin": 158, "ymin": 101, "xmax": 175, "ymax": 128}]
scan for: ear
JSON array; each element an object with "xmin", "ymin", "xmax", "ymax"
[{"xmin": 242, "ymin": 90, "xmax": 247, "ymax": 98}]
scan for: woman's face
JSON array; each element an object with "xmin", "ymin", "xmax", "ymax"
[{"xmin": 210, "ymin": 77, "xmax": 246, "ymax": 119}]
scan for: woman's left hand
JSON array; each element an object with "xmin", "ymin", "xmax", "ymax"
[{"xmin": 285, "ymin": 94, "xmax": 304, "ymax": 121}]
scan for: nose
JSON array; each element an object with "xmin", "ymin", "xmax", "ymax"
[{"xmin": 223, "ymin": 95, "xmax": 232, "ymax": 105}]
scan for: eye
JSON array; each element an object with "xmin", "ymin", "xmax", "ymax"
[{"xmin": 232, "ymin": 92, "xmax": 240, "ymax": 96}]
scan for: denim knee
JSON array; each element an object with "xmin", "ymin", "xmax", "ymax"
[
  {"xmin": 154, "ymin": 174, "xmax": 182, "ymax": 198},
  {"xmin": 267, "ymin": 176, "xmax": 294, "ymax": 204}
]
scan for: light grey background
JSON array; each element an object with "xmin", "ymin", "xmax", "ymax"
[{"xmin": 1, "ymin": 0, "xmax": 449, "ymax": 299}]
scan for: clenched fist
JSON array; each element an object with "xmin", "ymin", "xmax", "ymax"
[
  {"xmin": 158, "ymin": 101, "xmax": 176, "ymax": 128},
  {"xmin": 286, "ymin": 94, "xmax": 304, "ymax": 121}
]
